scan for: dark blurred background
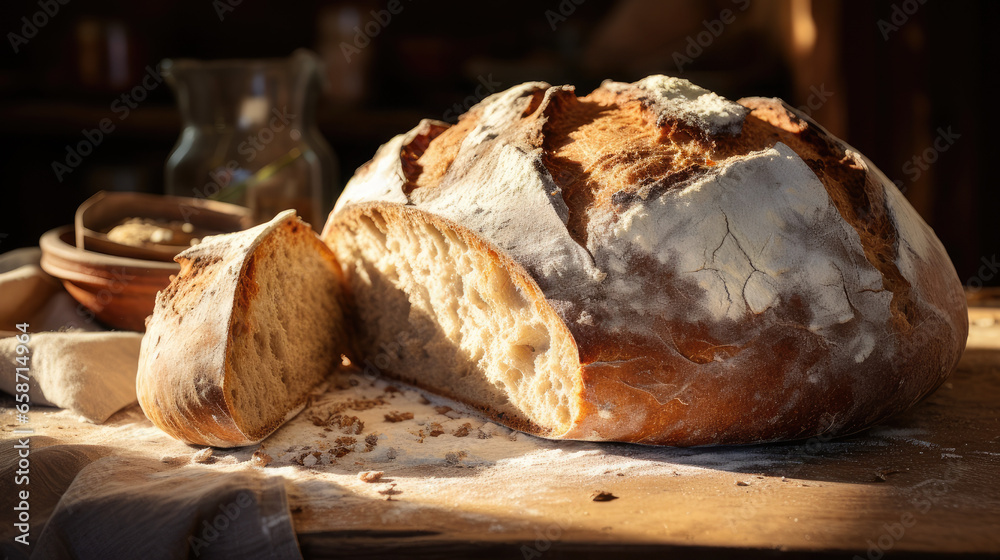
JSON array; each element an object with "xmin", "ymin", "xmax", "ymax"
[{"xmin": 0, "ymin": 0, "xmax": 996, "ymax": 286}]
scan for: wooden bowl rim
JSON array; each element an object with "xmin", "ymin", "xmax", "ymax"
[{"xmin": 40, "ymin": 225, "xmax": 181, "ymax": 276}]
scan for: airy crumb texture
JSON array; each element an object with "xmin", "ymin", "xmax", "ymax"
[
  {"xmin": 323, "ymin": 75, "xmax": 967, "ymax": 446},
  {"xmin": 224, "ymin": 217, "xmax": 348, "ymax": 442},
  {"xmin": 328, "ymin": 206, "xmax": 581, "ymax": 437}
]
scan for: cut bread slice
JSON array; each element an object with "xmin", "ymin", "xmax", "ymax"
[
  {"xmin": 323, "ymin": 203, "xmax": 582, "ymax": 437},
  {"xmin": 137, "ymin": 210, "xmax": 351, "ymax": 447}
]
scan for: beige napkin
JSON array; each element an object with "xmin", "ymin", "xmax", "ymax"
[
  {"xmin": 0, "ymin": 439, "xmax": 301, "ymax": 560},
  {"xmin": 0, "ymin": 248, "xmax": 143, "ymax": 422},
  {"xmin": 31, "ymin": 455, "xmax": 302, "ymax": 560}
]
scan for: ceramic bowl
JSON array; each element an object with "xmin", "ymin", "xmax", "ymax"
[{"xmin": 39, "ymin": 226, "xmax": 179, "ymax": 332}]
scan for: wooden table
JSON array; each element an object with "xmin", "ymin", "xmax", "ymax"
[
  {"xmin": 7, "ymin": 304, "xmax": 1000, "ymax": 559},
  {"xmin": 293, "ymin": 308, "xmax": 1000, "ymax": 559}
]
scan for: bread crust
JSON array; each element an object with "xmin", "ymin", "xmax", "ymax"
[
  {"xmin": 323, "ymin": 76, "xmax": 968, "ymax": 445},
  {"xmin": 137, "ymin": 211, "xmax": 342, "ymax": 447}
]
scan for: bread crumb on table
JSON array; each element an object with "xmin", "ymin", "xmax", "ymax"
[
  {"xmin": 190, "ymin": 447, "xmax": 214, "ymax": 464},
  {"xmin": 378, "ymin": 483, "xmax": 401, "ymax": 500},
  {"xmin": 358, "ymin": 470, "xmax": 384, "ymax": 483},
  {"xmin": 251, "ymin": 448, "xmax": 273, "ymax": 467},
  {"xmin": 591, "ymin": 491, "xmax": 618, "ymax": 502},
  {"xmin": 384, "ymin": 411, "xmax": 414, "ymax": 423}
]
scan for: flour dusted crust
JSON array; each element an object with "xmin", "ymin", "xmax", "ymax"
[
  {"xmin": 324, "ymin": 76, "xmax": 968, "ymax": 445},
  {"xmin": 137, "ymin": 210, "xmax": 345, "ymax": 447}
]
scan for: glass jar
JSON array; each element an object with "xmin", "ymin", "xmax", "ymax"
[{"xmin": 162, "ymin": 49, "xmax": 338, "ymax": 229}]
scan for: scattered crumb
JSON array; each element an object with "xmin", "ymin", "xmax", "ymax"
[
  {"xmin": 191, "ymin": 448, "xmax": 214, "ymax": 464},
  {"xmin": 378, "ymin": 483, "xmax": 401, "ymax": 500},
  {"xmin": 293, "ymin": 452, "xmax": 310, "ymax": 466},
  {"xmin": 434, "ymin": 406, "xmax": 452, "ymax": 415},
  {"xmin": 384, "ymin": 411, "xmax": 414, "ymax": 423},
  {"xmin": 452, "ymin": 423, "xmax": 473, "ymax": 437},
  {"xmin": 735, "ymin": 480, "xmax": 750, "ymax": 487},
  {"xmin": 591, "ymin": 491, "xmax": 618, "ymax": 502},
  {"xmin": 873, "ymin": 469, "xmax": 900, "ymax": 482},
  {"xmin": 251, "ymin": 449, "xmax": 273, "ymax": 467},
  {"xmin": 358, "ymin": 470, "xmax": 384, "ymax": 483},
  {"xmin": 445, "ymin": 451, "xmax": 468, "ymax": 466},
  {"xmin": 331, "ymin": 437, "xmax": 358, "ymax": 458},
  {"xmin": 364, "ymin": 433, "xmax": 379, "ymax": 452},
  {"xmin": 347, "ymin": 396, "xmax": 389, "ymax": 411},
  {"xmin": 336, "ymin": 415, "xmax": 365, "ymax": 435},
  {"xmin": 429, "ymin": 430, "xmax": 445, "ymax": 437}
]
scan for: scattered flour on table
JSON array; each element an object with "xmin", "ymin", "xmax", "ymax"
[{"xmin": 4, "ymin": 366, "xmax": 980, "ymax": 531}]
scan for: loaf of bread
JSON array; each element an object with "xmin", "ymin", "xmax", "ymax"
[
  {"xmin": 137, "ymin": 210, "xmax": 350, "ymax": 447},
  {"xmin": 321, "ymin": 76, "xmax": 968, "ymax": 446}
]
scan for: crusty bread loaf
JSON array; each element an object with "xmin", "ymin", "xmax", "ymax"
[
  {"xmin": 321, "ymin": 76, "xmax": 968, "ymax": 446},
  {"xmin": 137, "ymin": 210, "xmax": 350, "ymax": 447}
]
